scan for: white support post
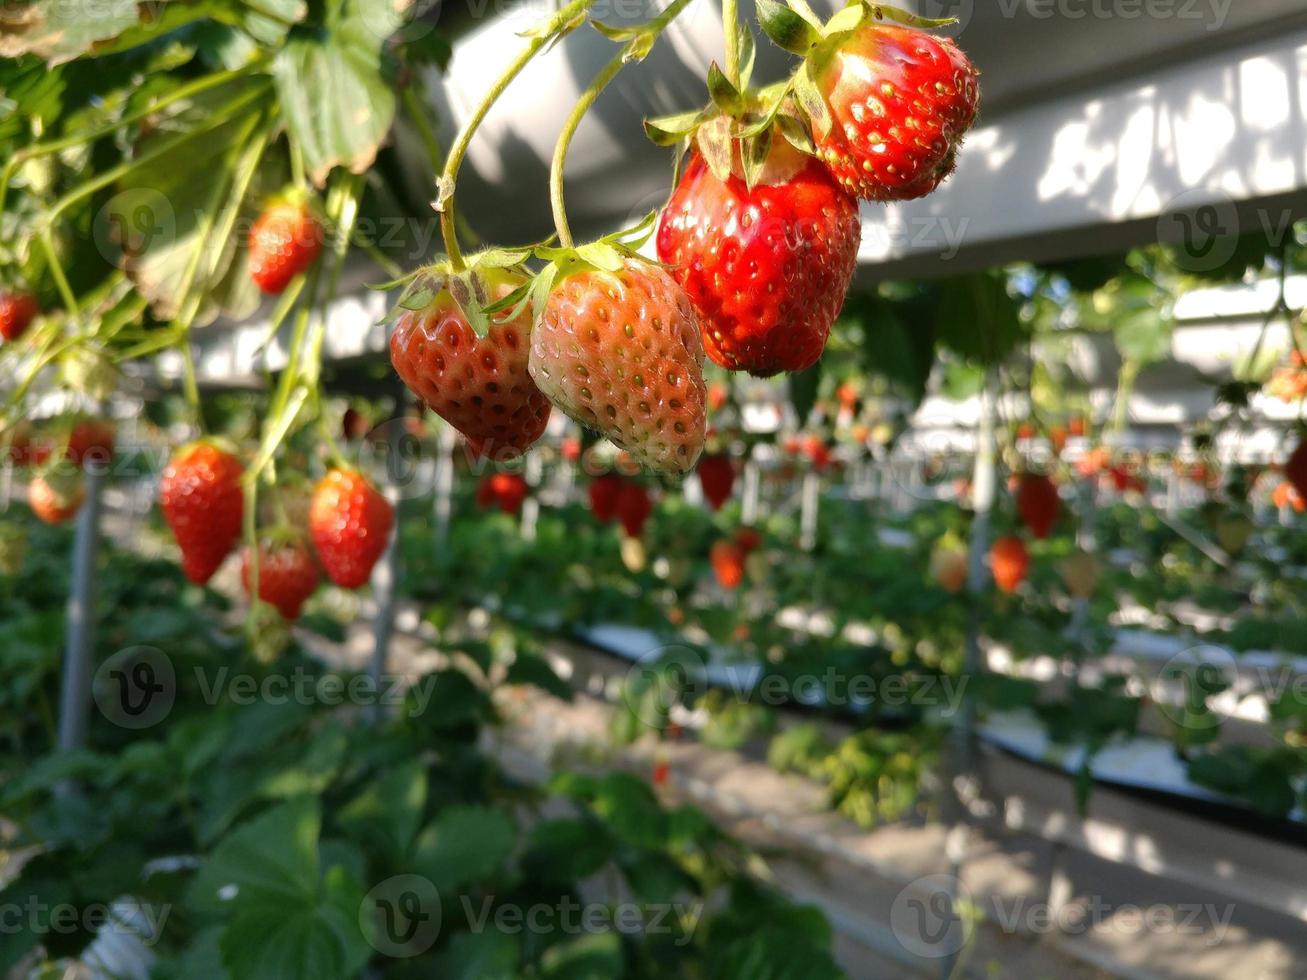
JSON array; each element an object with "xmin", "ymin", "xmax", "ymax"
[
  {"xmin": 799, "ymin": 471, "xmax": 820, "ymax": 552},
  {"xmin": 520, "ymin": 450, "xmax": 542, "ymax": 542},
  {"xmin": 741, "ymin": 460, "xmax": 760, "ymax": 526},
  {"xmin": 58, "ymin": 466, "xmax": 104, "ymax": 754}
]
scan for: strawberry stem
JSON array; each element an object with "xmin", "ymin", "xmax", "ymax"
[
  {"xmin": 439, "ymin": 0, "xmax": 599, "ymax": 272},
  {"xmin": 723, "ymin": 0, "xmax": 740, "ymax": 86},
  {"xmin": 550, "ymin": 0, "xmax": 697, "ymax": 249}
]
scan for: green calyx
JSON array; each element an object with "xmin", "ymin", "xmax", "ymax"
[
  {"xmin": 481, "ymin": 215, "xmax": 662, "ymax": 328},
  {"xmin": 378, "ymin": 245, "xmax": 543, "ymax": 339}
]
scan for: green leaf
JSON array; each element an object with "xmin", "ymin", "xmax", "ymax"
[
  {"xmin": 434, "ymin": 930, "xmax": 520, "ymax": 980},
  {"xmin": 792, "ymin": 61, "xmax": 832, "ymax": 137},
  {"xmin": 756, "ymin": 0, "xmax": 819, "ymax": 54},
  {"xmin": 644, "ymin": 108, "xmax": 704, "ymax": 147},
  {"xmin": 540, "ymin": 932, "xmax": 623, "ymax": 979},
  {"xmin": 789, "ymin": 361, "xmax": 822, "ymax": 424},
  {"xmin": 188, "ymin": 797, "xmax": 320, "ymax": 914},
  {"xmin": 220, "ymin": 867, "xmax": 370, "ymax": 980},
  {"xmin": 820, "ymin": 3, "xmax": 867, "ymax": 38},
  {"xmin": 505, "ymin": 651, "xmax": 573, "ymax": 701},
  {"xmin": 935, "ymin": 273, "xmax": 1027, "ymax": 366},
  {"xmin": 737, "ymin": 24, "xmax": 757, "ymax": 88},
  {"xmin": 1, "ymin": 0, "xmax": 139, "ymax": 64},
  {"xmin": 520, "ymin": 819, "xmax": 613, "ymax": 883},
  {"xmin": 272, "ymin": 0, "xmax": 399, "ymax": 185},
  {"xmin": 336, "ymin": 760, "xmax": 428, "ymax": 864},
  {"xmin": 412, "ymin": 805, "xmax": 515, "ymax": 893},
  {"xmin": 707, "ymin": 63, "xmax": 745, "ymax": 115}
]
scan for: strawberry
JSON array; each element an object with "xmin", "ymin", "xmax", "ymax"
[
  {"xmin": 160, "ymin": 442, "xmax": 244, "ymax": 584},
  {"xmin": 1287, "ymin": 437, "xmax": 1307, "ymax": 502},
  {"xmin": 989, "ymin": 536, "xmax": 1029, "ymax": 594},
  {"xmin": 309, "ymin": 468, "xmax": 394, "ymax": 588},
  {"xmin": 1016, "ymin": 422, "xmax": 1036, "ymax": 441},
  {"xmin": 809, "ymin": 22, "xmax": 979, "ymax": 201},
  {"xmin": 477, "ymin": 472, "xmax": 528, "ymax": 515},
  {"xmin": 615, "ymin": 481, "xmax": 652, "ymax": 538},
  {"xmin": 1273, "ymin": 481, "xmax": 1305, "ymax": 513},
  {"xmin": 710, "ymin": 539, "xmax": 745, "ymax": 590},
  {"xmin": 0, "ymin": 291, "xmax": 39, "ymax": 342},
  {"xmin": 1048, "ymin": 425, "xmax": 1068, "ymax": 454},
  {"xmin": 5, "ymin": 421, "xmax": 51, "ymax": 467},
  {"xmin": 1068, "ymin": 416, "xmax": 1086, "ymax": 438},
  {"xmin": 248, "ymin": 199, "xmax": 323, "ymax": 294},
  {"xmin": 66, "ymin": 418, "xmax": 115, "ymax": 468},
  {"xmin": 802, "ymin": 435, "xmax": 831, "ymax": 471},
  {"xmin": 656, "ymin": 144, "xmax": 859, "ymax": 376},
  {"xmin": 29, "ymin": 470, "xmax": 84, "ymax": 524},
  {"xmin": 529, "ymin": 258, "xmax": 706, "ymax": 474},
  {"xmin": 561, "ymin": 437, "xmax": 582, "ymax": 462},
  {"xmin": 1059, "ymin": 551, "xmax": 1100, "ymax": 599},
  {"xmin": 588, "ymin": 473, "xmax": 624, "ymax": 523},
  {"xmin": 837, "ymin": 382, "xmax": 859, "ymax": 410},
  {"xmin": 735, "ymin": 526, "xmax": 762, "ymax": 555},
  {"xmin": 696, "ymin": 453, "xmax": 735, "ymax": 511},
  {"xmin": 1015, "ymin": 473, "xmax": 1060, "ymax": 539},
  {"xmin": 241, "ymin": 538, "xmax": 321, "ymax": 620},
  {"xmin": 930, "ymin": 537, "xmax": 968, "ymax": 593},
  {"xmin": 390, "ymin": 268, "xmax": 551, "ymax": 461}
]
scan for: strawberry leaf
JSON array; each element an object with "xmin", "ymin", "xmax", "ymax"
[
  {"xmin": 756, "ymin": 0, "xmax": 819, "ymax": 54},
  {"xmin": 793, "ymin": 61, "xmax": 832, "ymax": 138},
  {"xmin": 820, "ymin": 3, "xmax": 867, "ymax": 39},
  {"xmin": 737, "ymin": 24, "xmax": 757, "ymax": 88},
  {"xmin": 870, "ymin": 1, "xmax": 959, "ymax": 29},
  {"xmin": 696, "ymin": 115, "xmax": 736, "ymax": 183},
  {"xmin": 707, "ymin": 63, "xmax": 745, "ymax": 115},
  {"xmin": 644, "ymin": 109, "xmax": 705, "ymax": 147},
  {"xmin": 742, "ymin": 128, "xmax": 772, "ymax": 191},
  {"xmin": 776, "ymin": 111, "xmax": 814, "ymax": 154}
]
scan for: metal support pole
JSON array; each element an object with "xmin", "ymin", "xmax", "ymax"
[
  {"xmin": 520, "ymin": 450, "xmax": 543, "ymax": 542},
  {"xmin": 433, "ymin": 421, "xmax": 456, "ymax": 547},
  {"xmin": 367, "ymin": 410, "xmax": 405, "ymax": 726},
  {"xmin": 799, "ymin": 471, "xmax": 820, "ymax": 552},
  {"xmin": 940, "ymin": 369, "xmax": 997, "ymax": 980},
  {"xmin": 58, "ymin": 467, "xmax": 104, "ymax": 753},
  {"xmin": 741, "ymin": 460, "xmax": 760, "ymax": 526}
]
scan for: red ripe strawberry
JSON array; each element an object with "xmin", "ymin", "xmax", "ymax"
[
  {"xmin": 561, "ymin": 437, "xmax": 582, "ymax": 462},
  {"xmin": 530, "ymin": 258, "xmax": 706, "ymax": 474},
  {"xmin": 1287, "ymin": 438, "xmax": 1307, "ymax": 502},
  {"xmin": 697, "ymin": 453, "xmax": 735, "ymax": 511},
  {"xmin": 1274, "ymin": 481, "xmax": 1305, "ymax": 513},
  {"xmin": 66, "ymin": 418, "xmax": 115, "ymax": 468},
  {"xmin": 1015, "ymin": 473, "xmax": 1060, "ymax": 539},
  {"xmin": 29, "ymin": 471, "xmax": 84, "ymax": 524},
  {"xmin": 1068, "ymin": 416, "xmax": 1086, "ymax": 438},
  {"xmin": 477, "ymin": 472, "xmax": 528, "ymax": 515},
  {"xmin": 588, "ymin": 473, "xmax": 623, "ymax": 523},
  {"xmin": 989, "ymin": 536, "xmax": 1029, "ymax": 594},
  {"xmin": 1049, "ymin": 425, "xmax": 1068, "ymax": 454},
  {"xmin": 656, "ymin": 144, "xmax": 859, "ymax": 376},
  {"xmin": 5, "ymin": 421, "xmax": 51, "ymax": 466},
  {"xmin": 735, "ymin": 526, "xmax": 762, "ymax": 554},
  {"xmin": 160, "ymin": 442, "xmax": 244, "ymax": 584},
  {"xmin": 836, "ymin": 382, "xmax": 859, "ymax": 410},
  {"xmin": 241, "ymin": 539, "xmax": 321, "ymax": 620},
  {"xmin": 810, "ymin": 23, "xmax": 979, "ymax": 201},
  {"xmin": 0, "ymin": 291, "xmax": 39, "ymax": 342},
  {"xmin": 309, "ymin": 468, "xmax": 394, "ymax": 588},
  {"xmin": 710, "ymin": 539, "xmax": 745, "ymax": 590},
  {"xmin": 248, "ymin": 199, "xmax": 323, "ymax": 294},
  {"xmin": 390, "ymin": 268, "xmax": 551, "ymax": 460},
  {"xmin": 1016, "ymin": 422, "xmax": 1036, "ymax": 441},
  {"xmin": 615, "ymin": 481, "xmax": 652, "ymax": 538},
  {"xmin": 651, "ymin": 758, "xmax": 670, "ymax": 787},
  {"xmin": 802, "ymin": 435, "xmax": 831, "ymax": 471}
]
